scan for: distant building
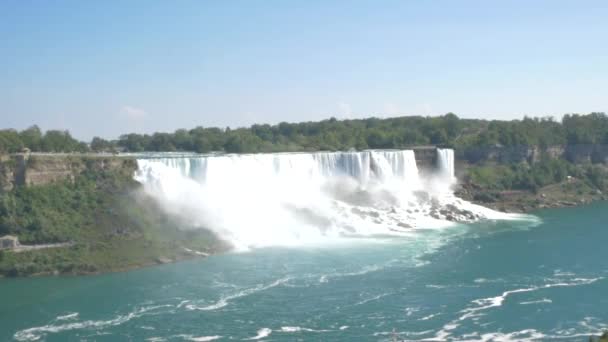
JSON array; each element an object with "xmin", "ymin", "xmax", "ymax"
[{"xmin": 0, "ymin": 235, "xmax": 20, "ymax": 250}]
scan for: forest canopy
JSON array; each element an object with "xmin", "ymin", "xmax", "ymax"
[{"xmin": 1, "ymin": 112, "xmax": 608, "ymax": 154}]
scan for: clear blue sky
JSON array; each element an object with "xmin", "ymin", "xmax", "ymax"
[{"xmin": 1, "ymin": 1, "xmax": 607, "ymax": 139}]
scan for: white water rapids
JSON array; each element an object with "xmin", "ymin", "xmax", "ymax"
[{"xmin": 134, "ymin": 149, "xmax": 518, "ymax": 250}]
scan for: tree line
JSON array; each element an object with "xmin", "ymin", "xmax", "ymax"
[
  {"xmin": 0, "ymin": 126, "xmax": 87, "ymax": 153},
  {"xmin": 1, "ymin": 112, "xmax": 608, "ymax": 154}
]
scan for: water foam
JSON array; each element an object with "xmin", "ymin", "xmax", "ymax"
[
  {"xmin": 14, "ymin": 304, "xmax": 173, "ymax": 341},
  {"xmin": 184, "ymin": 277, "xmax": 289, "ymax": 311},
  {"xmin": 433, "ymin": 277, "xmax": 604, "ymax": 341},
  {"xmin": 245, "ymin": 328, "xmax": 272, "ymax": 340},
  {"xmin": 134, "ymin": 149, "xmax": 530, "ymax": 249}
]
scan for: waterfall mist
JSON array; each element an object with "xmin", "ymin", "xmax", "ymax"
[{"xmin": 134, "ymin": 149, "xmax": 518, "ymax": 250}]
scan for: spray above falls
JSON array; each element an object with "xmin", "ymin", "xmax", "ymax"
[{"xmin": 134, "ymin": 149, "xmax": 517, "ymax": 249}]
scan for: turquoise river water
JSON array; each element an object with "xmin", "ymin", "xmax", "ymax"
[{"xmin": 1, "ymin": 203, "xmax": 607, "ymax": 341}]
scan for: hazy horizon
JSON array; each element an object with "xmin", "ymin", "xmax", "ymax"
[{"xmin": 2, "ymin": 1, "xmax": 607, "ymax": 140}]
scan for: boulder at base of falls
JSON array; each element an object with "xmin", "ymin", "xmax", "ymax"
[{"xmin": 155, "ymin": 257, "xmax": 172, "ymax": 264}]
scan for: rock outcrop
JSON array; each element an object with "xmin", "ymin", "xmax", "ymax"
[
  {"xmin": 0, "ymin": 154, "xmax": 137, "ymax": 191},
  {"xmin": 412, "ymin": 146, "xmax": 437, "ymax": 172},
  {"xmin": 459, "ymin": 144, "xmax": 608, "ymax": 165}
]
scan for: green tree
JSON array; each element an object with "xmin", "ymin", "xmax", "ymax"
[
  {"xmin": 19, "ymin": 125, "xmax": 43, "ymax": 151},
  {"xmin": 90, "ymin": 137, "xmax": 113, "ymax": 152}
]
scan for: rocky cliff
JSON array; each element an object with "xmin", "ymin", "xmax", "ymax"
[
  {"xmin": 458, "ymin": 144, "xmax": 608, "ymax": 165},
  {"xmin": 0, "ymin": 153, "xmax": 137, "ymax": 191},
  {"xmin": 412, "ymin": 146, "xmax": 437, "ymax": 172}
]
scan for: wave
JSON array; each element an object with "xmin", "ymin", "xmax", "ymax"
[
  {"xmin": 14, "ymin": 304, "xmax": 173, "ymax": 341},
  {"xmin": 279, "ymin": 326, "xmax": 331, "ymax": 333},
  {"xmin": 418, "ymin": 313, "xmax": 441, "ymax": 321},
  {"xmin": 318, "ymin": 263, "xmax": 386, "ymax": 283},
  {"xmin": 433, "ymin": 277, "xmax": 603, "ymax": 341},
  {"xmin": 184, "ymin": 277, "xmax": 290, "ymax": 311},
  {"xmin": 177, "ymin": 335, "xmax": 222, "ymax": 341},
  {"xmin": 461, "ymin": 277, "xmax": 601, "ymax": 321},
  {"xmin": 245, "ymin": 328, "xmax": 272, "ymax": 340},
  {"xmin": 55, "ymin": 312, "xmax": 79, "ymax": 321},
  {"xmin": 354, "ymin": 292, "xmax": 394, "ymax": 306},
  {"xmin": 519, "ymin": 298, "xmax": 553, "ymax": 305}
]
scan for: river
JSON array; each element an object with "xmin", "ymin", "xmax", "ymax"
[{"xmin": 1, "ymin": 202, "xmax": 607, "ymax": 341}]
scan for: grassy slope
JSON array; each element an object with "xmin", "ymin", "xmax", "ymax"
[{"xmin": 0, "ymin": 159, "xmax": 228, "ymax": 277}]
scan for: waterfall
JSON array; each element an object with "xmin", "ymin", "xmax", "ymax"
[
  {"xmin": 134, "ymin": 149, "xmax": 516, "ymax": 249},
  {"xmin": 437, "ymin": 148, "xmax": 455, "ymax": 182}
]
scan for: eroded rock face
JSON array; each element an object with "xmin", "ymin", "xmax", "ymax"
[
  {"xmin": 0, "ymin": 155, "xmax": 137, "ymax": 188},
  {"xmin": 459, "ymin": 144, "xmax": 608, "ymax": 166},
  {"xmin": 23, "ymin": 157, "xmax": 83, "ymax": 186}
]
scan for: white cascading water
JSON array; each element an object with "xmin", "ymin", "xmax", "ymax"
[
  {"xmin": 437, "ymin": 148, "xmax": 455, "ymax": 182},
  {"xmin": 134, "ymin": 149, "xmax": 517, "ymax": 250}
]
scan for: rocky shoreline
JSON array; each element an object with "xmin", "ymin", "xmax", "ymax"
[
  {"xmin": 0, "ymin": 244, "xmax": 223, "ymax": 278},
  {"xmin": 456, "ymin": 177, "xmax": 608, "ymax": 214}
]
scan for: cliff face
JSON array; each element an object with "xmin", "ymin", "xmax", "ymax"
[
  {"xmin": 458, "ymin": 145, "xmax": 608, "ymax": 165},
  {"xmin": 412, "ymin": 146, "xmax": 437, "ymax": 173},
  {"xmin": 564, "ymin": 145, "xmax": 608, "ymax": 164},
  {"xmin": 458, "ymin": 146, "xmax": 562, "ymax": 164},
  {"xmin": 0, "ymin": 154, "xmax": 137, "ymax": 191}
]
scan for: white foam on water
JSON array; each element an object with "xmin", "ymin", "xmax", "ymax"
[
  {"xmin": 184, "ymin": 277, "xmax": 289, "ymax": 311},
  {"xmin": 468, "ymin": 329, "xmax": 547, "ymax": 342},
  {"xmin": 245, "ymin": 328, "xmax": 272, "ymax": 340},
  {"xmin": 317, "ymin": 263, "xmax": 386, "ymax": 284},
  {"xmin": 432, "ymin": 328, "xmax": 608, "ymax": 342},
  {"xmin": 418, "ymin": 313, "xmax": 441, "ymax": 321},
  {"xmin": 14, "ymin": 304, "xmax": 174, "ymax": 341},
  {"xmin": 354, "ymin": 292, "xmax": 393, "ymax": 306},
  {"xmin": 432, "ymin": 277, "xmax": 603, "ymax": 341},
  {"xmin": 519, "ymin": 298, "xmax": 553, "ymax": 305},
  {"xmin": 55, "ymin": 312, "xmax": 79, "ymax": 321},
  {"xmin": 134, "ymin": 149, "xmax": 534, "ymax": 250},
  {"xmin": 473, "ymin": 278, "xmax": 506, "ymax": 284},
  {"xmin": 146, "ymin": 338, "xmax": 166, "ymax": 342},
  {"xmin": 180, "ymin": 335, "xmax": 222, "ymax": 342},
  {"xmin": 278, "ymin": 326, "xmax": 331, "ymax": 333}
]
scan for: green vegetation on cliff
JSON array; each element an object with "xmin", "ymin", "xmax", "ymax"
[
  {"xmin": 0, "ymin": 157, "xmax": 227, "ymax": 277},
  {"xmin": 465, "ymin": 157, "xmax": 608, "ymax": 192},
  {"xmin": 461, "ymin": 156, "xmax": 608, "ymax": 212}
]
